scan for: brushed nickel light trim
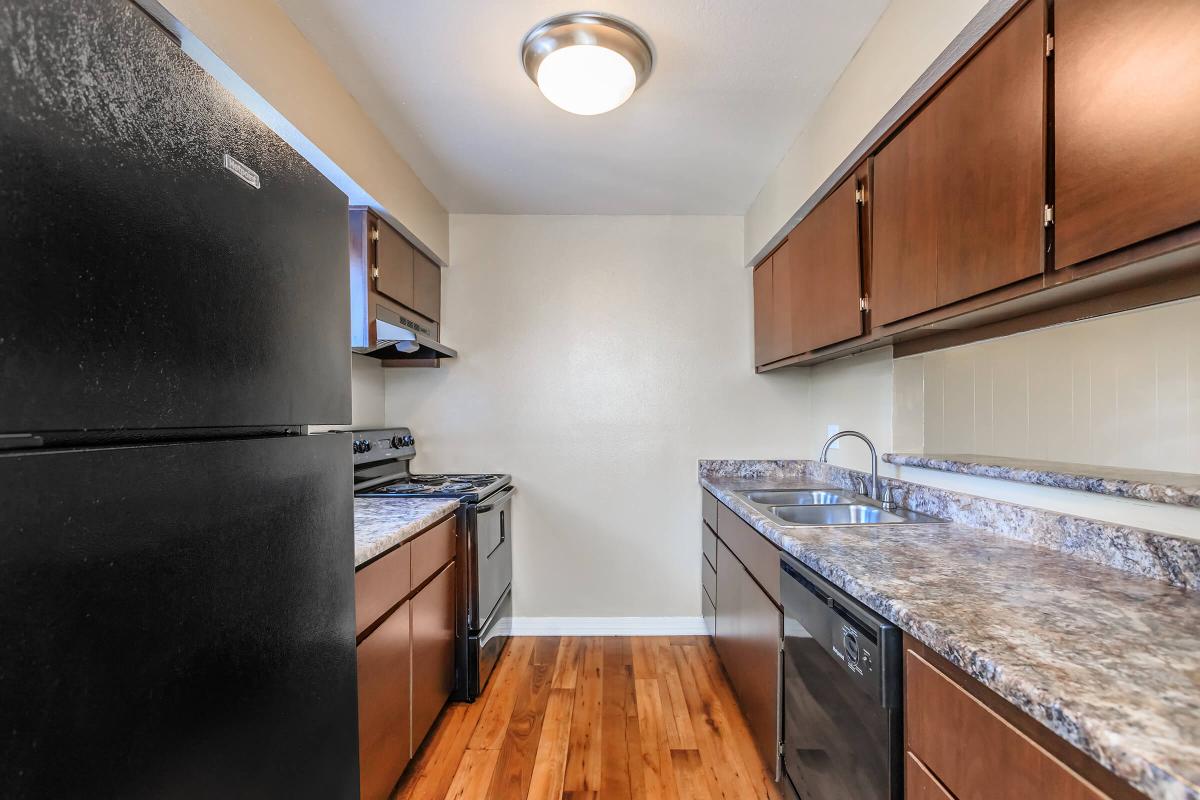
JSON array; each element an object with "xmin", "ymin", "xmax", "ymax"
[{"xmin": 521, "ymin": 12, "xmax": 654, "ymax": 113}]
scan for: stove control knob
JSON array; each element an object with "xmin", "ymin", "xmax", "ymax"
[
  {"xmin": 391, "ymin": 435, "xmax": 407, "ymax": 449},
  {"xmin": 402, "ymin": 435, "xmax": 415, "ymax": 447},
  {"xmin": 352, "ymin": 439, "xmax": 362, "ymax": 454},
  {"xmin": 361, "ymin": 440, "xmax": 372, "ymax": 452}
]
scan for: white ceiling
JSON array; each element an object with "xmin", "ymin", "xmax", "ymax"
[{"xmin": 276, "ymin": 0, "xmax": 889, "ymax": 215}]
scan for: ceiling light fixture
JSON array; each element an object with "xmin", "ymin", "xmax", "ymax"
[{"xmin": 521, "ymin": 12, "xmax": 654, "ymax": 116}]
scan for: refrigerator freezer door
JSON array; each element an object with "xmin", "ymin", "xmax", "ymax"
[
  {"xmin": 0, "ymin": 0, "xmax": 350, "ymax": 433},
  {"xmin": 0, "ymin": 434, "xmax": 358, "ymax": 799}
]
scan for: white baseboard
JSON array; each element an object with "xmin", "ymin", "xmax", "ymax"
[{"xmin": 510, "ymin": 616, "xmax": 708, "ymax": 636}]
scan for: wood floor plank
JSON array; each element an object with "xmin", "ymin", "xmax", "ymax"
[
  {"xmin": 564, "ymin": 637, "xmax": 605, "ymax": 792},
  {"xmin": 671, "ymin": 748, "xmax": 714, "ymax": 800},
  {"xmin": 634, "ymin": 677, "xmax": 680, "ymax": 800},
  {"xmin": 468, "ymin": 636, "xmax": 535, "ymax": 751},
  {"xmin": 441, "ymin": 748, "xmax": 501, "ymax": 800},
  {"xmin": 654, "ymin": 638, "xmax": 698, "ymax": 751},
  {"xmin": 630, "ymin": 637, "xmax": 656, "ymax": 680},
  {"xmin": 486, "ymin": 638, "xmax": 560, "ymax": 798},
  {"xmin": 597, "ymin": 638, "xmax": 633, "ymax": 800},
  {"xmin": 527, "ymin": 687, "xmax": 576, "ymax": 800},
  {"xmin": 551, "ymin": 635, "xmax": 582, "ymax": 690},
  {"xmin": 392, "ymin": 698, "xmax": 486, "ymax": 800}
]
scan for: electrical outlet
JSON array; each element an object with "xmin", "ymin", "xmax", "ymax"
[{"xmin": 826, "ymin": 424, "xmax": 840, "ymax": 448}]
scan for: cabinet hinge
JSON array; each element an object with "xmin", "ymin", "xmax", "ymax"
[
  {"xmin": 1044, "ymin": 204, "xmax": 1055, "ymax": 226},
  {"xmin": 370, "ymin": 227, "xmax": 380, "ymax": 242},
  {"xmin": 371, "ymin": 266, "xmax": 380, "ymax": 279},
  {"xmin": 859, "ymin": 296, "xmax": 869, "ymax": 312},
  {"xmin": 1045, "ymin": 33, "xmax": 1054, "ymax": 57},
  {"xmin": 778, "ymin": 741, "xmax": 785, "ymax": 757},
  {"xmin": 854, "ymin": 184, "xmax": 866, "ymax": 205}
]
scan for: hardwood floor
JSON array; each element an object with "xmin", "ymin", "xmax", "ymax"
[{"xmin": 393, "ymin": 636, "xmax": 783, "ymax": 800}]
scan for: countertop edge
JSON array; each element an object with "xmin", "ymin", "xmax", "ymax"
[
  {"xmin": 884, "ymin": 453, "xmax": 1200, "ymax": 509},
  {"xmin": 353, "ymin": 498, "xmax": 461, "ymax": 568}
]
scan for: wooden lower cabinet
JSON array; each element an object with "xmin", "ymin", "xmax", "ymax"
[
  {"xmin": 357, "ymin": 600, "xmax": 412, "ymax": 800},
  {"xmin": 905, "ymin": 636, "xmax": 1123, "ymax": 800},
  {"xmin": 410, "ymin": 561, "xmax": 456, "ymax": 748},
  {"xmin": 713, "ymin": 535, "xmax": 782, "ymax": 778},
  {"xmin": 355, "ymin": 515, "xmax": 458, "ymax": 800},
  {"xmin": 906, "ymin": 752, "xmax": 955, "ymax": 800}
]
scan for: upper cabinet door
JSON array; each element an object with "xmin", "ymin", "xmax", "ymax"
[
  {"xmin": 1054, "ymin": 0, "xmax": 1200, "ymax": 270},
  {"xmin": 412, "ymin": 250, "xmax": 441, "ymax": 322},
  {"xmin": 872, "ymin": 1, "xmax": 1045, "ymax": 325},
  {"xmin": 752, "ymin": 256, "xmax": 774, "ymax": 367},
  {"xmin": 871, "ymin": 106, "xmax": 939, "ymax": 326},
  {"xmin": 791, "ymin": 178, "xmax": 864, "ymax": 353},
  {"xmin": 935, "ymin": 0, "xmax": 1045, "ymax": 304},
  {"xmin": 770, "ymin": 237, "xmax": 798, "ymax": 362},
  {"xmin": 373, "ymin": 218, "xmax": 415, "ymax": 309}
]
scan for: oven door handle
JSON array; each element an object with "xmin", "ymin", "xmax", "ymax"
[{"xmin": 476, "ymin": 485, "xmax": 515, "ymax": 513}]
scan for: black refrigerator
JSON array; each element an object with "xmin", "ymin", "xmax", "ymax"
[{"xmin": 0, "ymin": 1, "xmax": 359, "ymax": 797}]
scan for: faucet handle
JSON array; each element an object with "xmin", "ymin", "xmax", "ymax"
[{"xmin": 881, "ymin": 484, "xmax": 899, "ymax": 511}]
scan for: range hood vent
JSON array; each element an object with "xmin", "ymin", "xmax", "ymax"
[{"xmin": 354, "ymin": 319, "xmax": 458, "ymax": 361}]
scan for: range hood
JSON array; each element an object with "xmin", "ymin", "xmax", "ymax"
[{"xmin": 354, "ymin": 319, "xmax": 458, "ymax": 360}]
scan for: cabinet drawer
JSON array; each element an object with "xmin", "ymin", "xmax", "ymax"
[
  {"xmin": 906, "ymin": 648, "xmax": 1107, "ymax": 800},
  {"xmin": 411, "ymin": 515, "xmax": 456, "ymax": 589},
  {"xmin": 357, "ymin": 600, "xmax": 411, "ymax": 800},
  {"xmin": 702, "ymin": 490, "xmax": 719, "ymax": 531},
  {"xmin": 701, "ymin": 521, "xmax": 717, "ymax": 569},
  {"xmin": 702, "ymin": 554, "xmax": 717, "ymax": 605},
  {"xmin": 716, "ymin": 501, "xmax": 781, "ymax": 604},
  {"xmin": 702, "ymin": 590, "xmax": 715, "ymax": 637},
  {"xmin": 354, "ymin": 541, "xmax": 410, "ymax": 638},
  {"xmin": 906, "ymin": 752, "xmax": 955, "ymax": 800}
]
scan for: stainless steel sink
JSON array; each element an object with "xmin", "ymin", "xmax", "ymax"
[
  {"xmin": 742, "ymin": 489, "xmax": 855, "ymax": 506},
  {"xmin": 768, "ymin": 503, "xmax": 947, "ymax": 527}
]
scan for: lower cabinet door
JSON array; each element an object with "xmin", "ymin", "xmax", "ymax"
[
  {"xmin": 736, "ymin": 561, "xmax": 783, "ymax": 779},
  {"xmin": 411, "ymin": 561, "xmax": 457, "ymax": 748},
  {"xmin": 356, "ymin": 600, "xmax": 411, "ymax": 800}
]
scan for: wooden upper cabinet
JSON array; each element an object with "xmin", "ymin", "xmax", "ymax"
[
  {"xmin": 871, "ymin": 101, "xmax": 939, "ymax": 326},
  {"xmin": 373, "ymin": 218, "xmax": 415, "ymax": 309},
  {"xmin": 790, "ymin": 177, "xmax": 864, "ymax": 353},
  {"xmin": 412, "ymin": 250, "xmax": 441, "ymax": 322},
  {"xmin": 769, "ymin": 236, "xmax": 798, "ymax": 361},
  {"xmin": 872, "ymin": 1, "xmax": 1044, "ymax": 325},
  {"xmin": 935, "ymin": 0, "xmax": 1045, "ymax": 304},
  {"xmin": 1054, "ymin": 0, "xmax": 1200, "ymax": 270},
  {"xmin": 752, "ymin": 256, "xmax": 774, "ymax": 366}
]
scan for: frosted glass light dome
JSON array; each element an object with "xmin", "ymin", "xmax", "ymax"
[
  {"xmin": 521, "ymin": 13, "xmax": 654, "ymax": 117},
  {"xmin": 536, "ymin": 45, "xmax": 637, "ymax": 115}
]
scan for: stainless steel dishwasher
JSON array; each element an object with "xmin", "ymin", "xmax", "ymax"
[{"xmin": 780, "ymin": 553, "xmax": 903, "ymax": 800}]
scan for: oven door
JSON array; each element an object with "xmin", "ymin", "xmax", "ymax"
[{"xmin": 470, "ymin": 485, "xmax": 514, "ymax": 631}]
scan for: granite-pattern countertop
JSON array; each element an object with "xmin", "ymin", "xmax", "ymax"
[
  {"xmin": 885, "ymin": 452, "xmax": 1200, "ymax": 509},
  {"xmin": 354, "ymin": 498, "xmax": 460, "ymax": 567},
  {"xmin": 700, "ymin": 472, "xmax": 1200, "ymax": 800}
]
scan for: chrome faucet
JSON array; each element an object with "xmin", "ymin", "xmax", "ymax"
[{"xmin": 819, "ymin": 430, "xmax": 881, "ymax": 502}]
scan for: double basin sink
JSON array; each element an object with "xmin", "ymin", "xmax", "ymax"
[{"xmin": 735, "ymin": 488, "xmax": 947, "ymax": 527}]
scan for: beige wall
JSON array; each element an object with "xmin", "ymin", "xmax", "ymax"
[
  {"xmin": 384, "ymin": 215, "xmax": 810, "ymax": 619},
  {"xmin": 744, "ymin": 0, "xmax": 988, "ymax": 263},
  {"xmin": 894, "ymin": 298, "xmax": 1200, "ymax": 473},
  {"xmin": 159, "ymin": 0, "xmax": 450, "ymax": 263}
]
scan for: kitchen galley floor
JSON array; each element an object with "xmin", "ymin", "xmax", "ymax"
[{"xmin": 393, "ymin": 636, "xmax": 782, "ymax": 800}]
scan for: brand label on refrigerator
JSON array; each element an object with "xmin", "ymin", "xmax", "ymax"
[{"xmin": 223, "ymin": 154, "xmax": 261, "ymax": 189}]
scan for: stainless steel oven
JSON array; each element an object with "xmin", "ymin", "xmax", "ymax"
[
  {"xmin": 462, "ymin": 484, "xmax": 514, "ymax": 700},
  {"xmin": 780, "ymin": 553, "xmax": 903, "ymax": 800}
]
